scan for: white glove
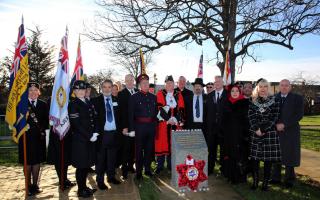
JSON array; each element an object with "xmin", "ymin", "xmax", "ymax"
[
  {"xmin": 90, "ymin": 133, "xmax": 99, "ymax": 142},
  {"xmin": 45, "ymin": 129, "xmax": 50, "ymax": 135},
  {"xmin": 167, "ymin": 117, "xmax": 178, "ymax": 125},
  {"xmin": 157, "ymin": 106, "xmax": 170, "ymax": 121},
  {"xmin": 128, "ymin": 131, "xmax": 135, "ymax": 137}
]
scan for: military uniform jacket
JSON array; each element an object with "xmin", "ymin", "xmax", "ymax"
[
  {"xmin": 69, "ymin": 98, "xmax": 98, "ymax": 168},
  {"xmin": 18, "ymin": 99, "xmax": 48, "ymax": 165}
]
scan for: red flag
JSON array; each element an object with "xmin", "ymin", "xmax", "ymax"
[{"xmin": 197, "ymin": 53, "xmax": 203, "ymax": 78}]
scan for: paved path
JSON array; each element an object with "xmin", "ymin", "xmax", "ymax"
[
  {"xmin": 296, "ymin": 148, "xmax": 320, "ymax": 182},
  {"xmin": 0, "ymin": 165, "xmax": 140, "ymax": 200}
]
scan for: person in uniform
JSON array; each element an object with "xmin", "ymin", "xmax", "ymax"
[
  {"xmin": 128, "ymin": 74, "xmax": 157, "ymax": 180},
  {"xmin": 248, "ymin": 78, "xmax": 281, "ymax": 191},
  {"xmin": 92, "ymin": 79, "xmax": 122, "ymax": 190},
  {"xmin": 118, "ymin": 74, "xmax": 139, "ymax": 179},
  {"xmin": 155, "ymin": 75, "xmax": 184, "ymax": 174},
  {"xmin": 18, "ymin": 82, "xmax": 48, "ymax": 196},
  {"xmin": 69, "ymin": 80, "xmax": 98, "ymax": 198}
]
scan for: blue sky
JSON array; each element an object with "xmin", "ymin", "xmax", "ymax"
[{"xmin": 0, "ymin": 0, "xmax": 319, "ymax": 84}]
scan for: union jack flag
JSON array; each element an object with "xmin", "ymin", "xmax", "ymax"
[
  {"xmin": 59, "ymin": 35, "xmax": 69, "ymax": 74},
  {"xmin": 70, "ymin": 36, "xmax": 84, "ymax": 88},
  {"xmin": 9, "ymin": 23, "xmax": 28, "ymax": 90},
  {"xmin": 197, "ymin": 53, "xmax": 203, "ymax": 78}
]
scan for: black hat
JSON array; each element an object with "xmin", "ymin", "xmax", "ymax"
[
  {"xmin": 136, "ymin": 74, "xmax": 149, "ymax": 84},
  {"xmin": 28, "ymin": 82, "xmax": 40, "ymax": 89},
  {"xmin": 165, "ymin": 75, "xmax": 174, "ymax": 83},
  {"xmin": 206, "ymin": 82, "xmax": 214, "ymax": 86},
  {"xmin": 149, "ymin": 83, "xmax": 155, "ymax": 88},
  {"xmin": 73, "ymin": 80, "xmax": 87, "ymax": 89},
  {"xmin": 85, "ymin": 82, "xmax": 91, "ymax": 89},
  {"xmin": 192, "ymin": 78, "xmax": 205, "ymax": 87}
]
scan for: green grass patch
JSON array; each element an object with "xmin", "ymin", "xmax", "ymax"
[
  {"xmin": 0, "ymin": 139, "xmax": 16, "ymax": 147},
  {"xmin": 232, "ymin": 173, "xmax": 320, "ymax": 200},
  {"xmin": 300, "ymin": 115, "xmax": 320, "ymax": 126},
  {"xmin": 301, "ymin": 129, "xmax": 320, "ymax": 152}
]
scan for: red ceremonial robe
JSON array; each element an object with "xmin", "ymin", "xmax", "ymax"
[{"xmin": 155, "ymin": 89, "xmax": 184, "ymax": 156}]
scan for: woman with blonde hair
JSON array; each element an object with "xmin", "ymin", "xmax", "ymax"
[{"xmin": 248, "ymin": 78, "xmax": 281, "ymax": 191}]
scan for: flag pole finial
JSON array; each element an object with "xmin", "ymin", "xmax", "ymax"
[
  {"xmin": 21, "ymin": 15, "xmax": 24, "ymax": 24},
  {"xmin": 65, "ymin": 25, "xmax": 69, "ymax": 36}
]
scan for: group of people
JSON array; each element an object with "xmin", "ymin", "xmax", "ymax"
[{"xmin": 18, "ymin": 73, "xmax": 304, "ymax": 197}]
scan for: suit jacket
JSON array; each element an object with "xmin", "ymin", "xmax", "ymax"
[
  {"xmin": 184, "ymin": 93, "xmax": 207, "ymax": 129},
  {"xmin": 118, "ymin": 88, "xmax": 139, "ymax": 130},
  {"xmin": 205, "ymin": 89, "xmax": 227, "ymax": 136},
  {"xmin": 276, "ymin": 92, "xmax": 304, "ymax": 166},
  {"xmin": 91, "ymin": 94, "xmax": 121, "ymax": 149}
]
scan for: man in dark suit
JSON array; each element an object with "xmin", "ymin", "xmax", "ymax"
[
  {"xmin": 271, "ymin": 79, "xmax": 304, "ymax": 188},
  {"xmin": 92, "ymin": 79, "xmax": 121, "ymax": 190},
  {"xmin": 205, "ymin": 76, "xmax": 228, "ymax": 175},
  {"xmin": 184, "ymin": 78, "xmax": 207, "ymax": 134},
  {"xmin": 118, "ymin": 74, "xmax": 139, "ymax": 179},
  {"xmin": 174, "ymin": 76, "xmax": 193, "ymax": 102}
]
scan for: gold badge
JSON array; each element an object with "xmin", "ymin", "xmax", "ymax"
[{"xmin": 56, "ymin": 86, "xmax": 67, "ymax": 108}]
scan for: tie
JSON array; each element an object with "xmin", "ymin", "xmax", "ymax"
[
  {"xmin": 106, "ymin": 98, "xmax": 113, "ymax": 122},
  {"xmin": 216, "ymin": 92, "xmax": 220, "ymax": 103},
  {"xmin": 31, "ymin": 100, "xmax": 35, "ymax": 108},
  {"xmin": 281, "ymin": 96, "xmax": 286, "ymax": 108},
  {"xmin": 195, "ymin": 96, "xmax": 200, "ymax": 118}
]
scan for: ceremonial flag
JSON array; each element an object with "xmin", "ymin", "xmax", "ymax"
[
  {"xmin": 5, "ymin": 20, "xmax": 30, "ymax": 143},
  {"xmin": 223, "ymin": 50, "xmax": 231, "ymax": 85},
  {"xmin": 139, "ymin": 48, "xmax": 146, "ymax": 74},
  {"xmin": 70, "ymin": 36, "xmax": 84, "ymax": 88},
  {"xmin": 197, "ymin": 53, "xmax": 203, "ymax": 78},
  {"xmin": 49, "ymin": 30, "xmax": 70, "ymax": 140}
]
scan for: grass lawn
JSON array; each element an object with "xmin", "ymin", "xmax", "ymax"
[
  {"xmin": 233, "ymin": 173, "xmax": 320, "ymax": 200},
  {"xmin": 301, "ymin": 128, "xmax": 320, "ymax": 152},
  {"xmin": 300, "ymin": 115, "xmax": 320, "ymax": 126}
]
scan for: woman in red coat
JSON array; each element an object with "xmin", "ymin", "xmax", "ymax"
[{"xmin": 155, "ymin": 75, "xmax": 184, "ymax": 174}]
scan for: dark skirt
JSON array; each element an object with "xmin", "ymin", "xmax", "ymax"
[
  {"xmin": 71, "ymin": 134, "xmax": 96, "ymax": 169},
  {"xmin": 18, "ymin": 128, "xmax": 46, "ymax": 165}
]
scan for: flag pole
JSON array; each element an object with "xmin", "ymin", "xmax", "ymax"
[
  {"xmin": 23, "ymin": 132, "xmax": 28, "ymax": 197},
  {"xmin": 60, "ymin": 137, "xmax": 65, "ymax": 191}
]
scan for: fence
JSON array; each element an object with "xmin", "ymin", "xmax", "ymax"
[{"xmin": 0, "ymin": 115, "xmax": 17, "ymax": 163}]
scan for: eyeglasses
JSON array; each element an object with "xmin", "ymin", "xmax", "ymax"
[{"xmin": 206, "ymin": 86, "xmax": 213, "ymax": 89}]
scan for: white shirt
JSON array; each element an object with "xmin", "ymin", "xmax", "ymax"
[
  {"xmin": 127, "ymin": 88, "xmax": 135, "ymax": 95},
  {"xmin": 104, "ymin": 96, "xmax": 117, "ymax": 131},
  {"xmin": 193, "ymin": 94, "xmax": 203, "ymax": 122},
  {"xmin": 166, "ymin": 92, "xmax": 177, "ymax": 108}
]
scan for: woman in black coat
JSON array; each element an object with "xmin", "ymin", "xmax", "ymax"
[
  {"xmin": 18, "ymin": 82, "xmax": 48, "ymax": 196},
  {"xmin": 68, "ymin": 80, "xmax": 99, "ymax": 198},
  {"xmin": 222, "ymin": 84, "xmax": 248, "ymax": 184},
  {"xmin": 248, "ymin": 78, "xmax": 281, "ymax": 191}
]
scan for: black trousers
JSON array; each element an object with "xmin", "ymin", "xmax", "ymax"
[
  {"xmin": 135, "ymin": 123, "xmax": 155, "ymax": 175},
  {"xmin": 252, "ymin": 160, "xmax": 272, "ymax": 180},
  {"xmin": 96, "ymin": 131, "xmax": 117, "ymax": 183},
  {"xmin": 76, "ymin": 168, "xmax": 88, "ymax": 191},
  {"xmin": 121, "ymin": 135, "xmax": 135, "ymax": 174},
  {"xmin": 54, "ymin": 163, "xmax": 69, "ymax": 185},
  {"xmin": 271, "ymin": 162, "xmax": 296, "ymax": 183},
  {"xmin": 208, "ymin": 133, "xmax": 224, "ymax": 173}
]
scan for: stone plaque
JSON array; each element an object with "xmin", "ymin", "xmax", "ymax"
[{"xmin": 171, "ymin": 129, "xmax": 209, "ymax": 192}]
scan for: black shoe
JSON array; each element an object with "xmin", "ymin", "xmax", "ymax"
[
  {"xmin": 78, "ymin": 189, "xmax": 93, "ymax": 198},
  {"xmin": 108, "ymin": 178, "xmax": 121, "ymax": 185},
  {"xmin": 33, "ymin": 184, "xmax": 42, "ymax": 194},
  {"xmin": 135, "ymin": 174, "xmax": 143, "ymax": 181},
  {"xmin": 64, "ymin": 179, "xmax": 76, "ymax": 188},
  {"xmin": 122, "ymin": 170, "xmax": 128, "ymax": 179},
  {"xmin": 145, "ymin": 171, "xmax": 154, "ymax": 178},
  {"xmin": 88, "ymin": 167, "xmax": 96, "ymax": 174},
  {"xmin": 269, "ymin": 180, "xmax": 281, "ymax": 185},
  {"xmin": 85, "ymin": 186, "xmax": 97, "ymax": 194},
  {"xmin": 97, "ymin": 182, "xmax": 108, "ymax": 190},
  {"xmin": 155, "ymin": 168, "xmax": 162, "ymax": 175},
  {"xmin": 28, "ymin": 185, "xmax": 35, "ymax": 196},
  {"xmin": 251, "ymin": 172, "xmax": 259, "ymax": 190},
  {"xmin": 284, "ymin": 182, "xmax": 294, "ymax": 188},
  {"xmin": 128, "ymin": 166, "xmax": 136, "ymax": 173},
  {"xmin": 261, "ymin": 180, "xmax": 269, "ymax": 191}
]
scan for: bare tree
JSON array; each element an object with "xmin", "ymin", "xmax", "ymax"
[
  {"xmin": 108, "ymin": 42, "xmax": 154, "ymax": 81},
  {"xmin": 87, "ymin": 69, "xmax": 114, "ymax": 92},
  {"xmin": 87, "ymin": 0, "xmax": 320, "ymax": 83}
]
